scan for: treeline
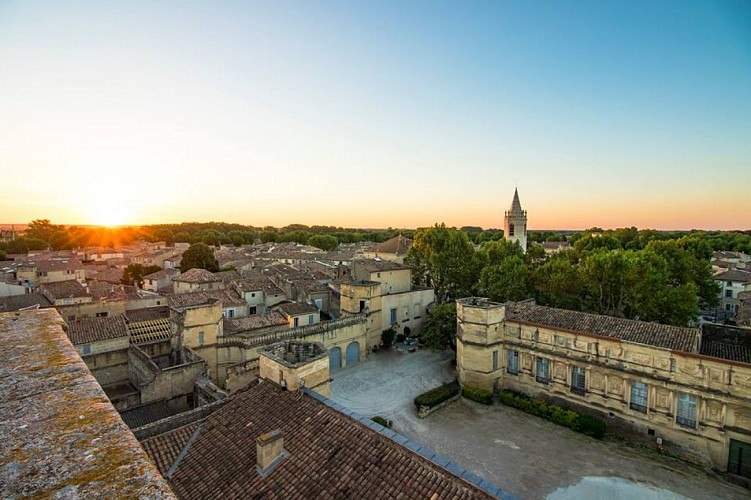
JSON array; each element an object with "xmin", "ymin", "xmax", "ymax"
[
  {"xmin": 0, "ymin": 219, "xmax": 415, "ymax": 255},
  {"xmin": 406, "ymin": 224, "xmax": 739, "ymax": 327}
]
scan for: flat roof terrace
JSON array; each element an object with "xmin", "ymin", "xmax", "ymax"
[{"xmin": 0, "ymin": 308, "xmax": 175, "ymax": 498}]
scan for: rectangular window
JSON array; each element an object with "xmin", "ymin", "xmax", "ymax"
[
  {"xmin": 414, "ymin": 304, "xmax": 421, "ymax": 319},
  {"xmin": 536, "ymin": 358, "xmax": 549, "ymax": 384},
  {"xmin": 294, "ymin": 317, "xmax": 299, "ymax": 328},
  {"xmin": 249, "ymin": 306, "xmax": 257, "ymax": 315},
  {"xmin": 507, "ymin": 350, "xmax": 519, "ymax": 375},
  {"xmin": 82, "ymin": 344, "xmax": 91, "ymax": 355},
  {"xmin": 228, "ymin": 309, "xmax": 234, "ymax": 318},
  {"xmin": 570, "ymin": 366, "xmax": 586, "ymax": 395},
  {"xmin": 198, "ymin": 331, "xmax": 205, "ymax": 345},
  {"xmin": 390, "ymin": 308, "xmax": 397, "ymax": 324},
  {"xmin": 403, "ymin": 307, "xmax": 409, "ymax": 321},
  {"xmin": 308, "ymin": 314, "xmax": 314, "ymax": 324},
  {"xmin": 630, "ymin": 382, "xmax": 648, "ymax": 413},
  {"xmin": 492, "ymin": 350, "xmax": 498, "ymax": 371},
  {"xmin": 95, "ymin": 312, "xmax": 107, "ymax": 318},
  {"xmin": 726, "ymin": 289, "xmax": 733, "ymax": 298},
  {"xmin": 676, "ymin": 393, "xmax": 698, "ymax": 429},
  {"xmin": 727, "ymin": 281, "xmax": 732, "ymax": 286},
  {"xmin": 359, "ymin": 300, "xmax": 366, "ymax": 312}
]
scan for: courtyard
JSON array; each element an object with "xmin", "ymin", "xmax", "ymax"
[{"xmin": 330, "ymin": 348, "xmax": 749, "ymax": 499}]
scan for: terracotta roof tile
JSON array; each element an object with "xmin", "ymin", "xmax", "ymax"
[
  {"xmin": 714, "ymin": 269, "xmax": 751, "ymax": 283},
  {"xmin": 505, "ymin": 302, "xmax": 700, "ymax": 353},
  {"xmin": 174, "ymin": 269, "xmax": 221, "ymax": 284},
  {"xmin": 67, "ymin": 315, "xmax": 128, "ymax": 345},
  {"xmin": 39, "ymin": 280, "xmax": 90, "ymax": 299},
  {"xmin": 169, "ymin": 289, "xmax": 246, "ymax": 308},
  {"xmin": 157, "ymin": 382, "xmax": 496, "ymax": 499}
]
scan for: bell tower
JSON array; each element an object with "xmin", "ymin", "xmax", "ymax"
[{"xmin": 504, "ymin": 188, "xmax": 527, "ymax": 252}]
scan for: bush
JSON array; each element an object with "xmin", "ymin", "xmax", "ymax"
[
  {"xmin": 462, "ymin": 385, "xmax": 493, "ymax": 405},
  {"xmin": 414, "ymin": 381, "xmax": 460, "ymax": 410},
  {"xmin": 498, "ymin": 389, "xmax": 606, "ymax": 439},
  {"xmin": 396, "ymin": 333, "xmax": 406, "ymax": 343},
  {"xmin": 381, "ymin": 328, "xmax": 396, "ymax": 347},
  {"xmin": 371, "ymin": 416, "xmax": 391, "ymax": 428},
  {"xmin": 576, "ymin": 414, "xmax": 607, "ymax": 439}
]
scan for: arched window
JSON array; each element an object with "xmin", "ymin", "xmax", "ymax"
[{"xmin": 509, "ymin": 223, "xmax": 515, "ymax": 236}]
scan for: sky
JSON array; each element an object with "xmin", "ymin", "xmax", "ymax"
[{"xmin": 1, "ymin": 1, "xmax": 750, "ymax": 230}]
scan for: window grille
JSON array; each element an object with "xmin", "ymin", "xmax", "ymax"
[
  {"xmin": 676, "ymin": 392, "xmax": 698, "ymax": 428},
  {"xmin": 507, "ymin": 350, "xmax": 519, "ymax": 374},
  {"xmin": 570, "ymin": 366, "xmax": 586, "ymax": 395},
  {"xmin": 630, "ymin": 382, "xmax": 648, "ymax": 413},
  {"xmin": 536, "ymin": 358, "xmax": 549, "ymax": 384}
]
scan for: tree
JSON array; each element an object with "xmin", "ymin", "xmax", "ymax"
[
  {"xmin": 477, "ymin": 255, "xmax": 530, "ymax": 302},
  {"xmin": 122, "ymin": 264, "xmax": 161, "ymax": 287},
  {"xmin": 532, "ymin": 254, "xmax": 583, "ymax": 311},
  {"xmin": 421, "ymin": 302, "xmax": 457, "ymax": 351},
  {"xmin": 180, "ymin": 243, "xmax": 220, "ymax": 272},
  {"xmin": 260, "ymin": 230, "xmax": 277, "ymax": 243},
  {"xmin": 201, "ymin": 229, "xmax": 223, "ymax": 247},
  {"xmin": 381, "ymin": 328, "xmax": 396, "ymax": 348},
  {"xmin": 406, "ymin": 224, "xmax": 480, "ymax": 302},
  {"xmin": 24, "ymin": 219, "xmax": 56, "ymax": 244},
  {"xmin": 308, "ymin": 234, "xmax": 339, "ymax": 251}
]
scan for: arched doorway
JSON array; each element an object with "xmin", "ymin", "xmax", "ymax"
[
  {"xmin": 346, "ymin": 341, "xmax": 360, "ymax": 367},
  {"xmin": 330, "ymin": 346, "xmax": 342, "ymax": 373}
]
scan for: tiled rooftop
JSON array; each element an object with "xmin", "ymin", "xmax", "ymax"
[
  {"xmin": 223, "ymin": 312, "xmax": 289, "ymax": 334},
  {"xmin": 504, "ymin": 302, "xmax": 701, "ymax": 353},
  {"xmin": 0, "ymin": 309, "xmax": 175, "ymax": 498},
  {"xmin": 277, "ymin": 301, "xmax": 319, "ymax": 317},
  {"xmin": 355, "ymin": 258, "xmax": 411, "ymax": 272},
  {"xmin": 144, "ymin": 268, "xmax": 182, "ymax": 281},
  {"xmin": 39, "ymin": 279, "xmax": 90, "ymax": 299},
  {"xmin": 368, "ymin": 235, "xmax": 412, "ymax": 255},
  {"xmin": 714, "ymin": 269, "xmax": 751, "ymax": 283},
  {"xmin": 150, "ymin": 381, "xmax": 503, "ymax": 499},
  {"xmin": 0, "ymin": 292, "xmax": 53, "ymax": 312},
  {"xmin": 67, "ymin": 314, "xmax": 128, "ymax": 345},
  {"xmin": 169, "ymin": 289, "xmax": 246, "ymax": 308},
  {"xmin": 173, "ymin": 268, "xmax": 221, "ymax": 283}
]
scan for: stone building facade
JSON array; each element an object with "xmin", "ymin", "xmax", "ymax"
[{"xmin": 456, "ymin": 297, "xmax": 751, "ymax": 477}]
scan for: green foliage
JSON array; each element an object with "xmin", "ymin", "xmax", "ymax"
[
  {"xmin": 371, "ymin": 416, "xmax": 391, "ymax": 428},
  {"xmin": 180, "ymin": 243, "xmax": 220, "ymax": 272},
  {"xmin": 414, "ymin": 381, "xmax": 460, "ymax": 410},
  {"xmin": 381, "ymin": 327, "xmax": 396, "ymax": 347},
  {"xmin": 406, "ymin": 223, "xmax": 480, "ymax": 301},
  {"xmin": 421, "ymin": 302, "xmax": 457, "ymax": 351},
  {"xmin": 6, "ymin": 237, "xmax": 48, "ymax": 253},
  {"xmin": 259, "ymin": 230, "xmax": 278, "ymax": 243},
  {"xmin": 122, "ymin": 264, "xmax": 161, "ymax": 287},
  {"xmin": 0, "ymin": 250, "xmax": 6, "ymax": 260},
  {"xmin": 308, "ymin": 234, "xmax": 339, "ymax": 251},
  {"xmin": 499, "ymin": 390, "xmax": 606, "ymax": 439},
  {"xmin": 279, "ymin": 230, "xmax": 311, "ymax": 245},
  {"xmin": 462, "ymin": 385, "xmax": 493, "ymax": 405}
]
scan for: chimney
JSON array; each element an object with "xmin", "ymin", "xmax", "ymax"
[{"xmin": 256, "ymin": 429, "xmax": 286, "ymax": 474}]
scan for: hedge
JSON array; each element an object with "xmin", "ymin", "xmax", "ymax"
[
  {"xmin": 414, "ymin": 381, "xmax": 460, "ymax": 410},
  {"xmin": 499, "ymin": 389, "xmax": 606, "ymax": 439},
  {"xmin": 462, "ymin": 385, "xmax": 493, "ymax": 405},
  {"xmin": 371, "ymin": 416, "xmax": 391, "ymax": 428}
]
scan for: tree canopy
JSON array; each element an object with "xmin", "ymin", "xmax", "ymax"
[{"xmin": 180, "ymin": 243, "xmax": 220, "ymax": 272}]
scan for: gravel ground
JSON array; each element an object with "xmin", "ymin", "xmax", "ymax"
[{"xmin": 330, "ymin": 348, "xmax": 749, "ymax": 500}]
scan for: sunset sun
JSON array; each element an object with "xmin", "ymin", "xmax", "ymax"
[{"xmin": 89, "ymin": 201, "xmax": 132, "ymax": 227}]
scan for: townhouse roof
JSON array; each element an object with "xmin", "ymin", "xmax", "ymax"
[
  {"xmin": 223, "ymin": 312, "xmax": 289, "ymax": 334},
  {"xmin": 276, "ymin": 301, "xmax": 319, "ymax": 317},
  {"xmin": 214, "ymin": 269, "xmax": 242, "ymax": 283},
  {"xmin": 234, "ymin": 277, "xmax": 285, "ymax": 296},
  {"xmin": 140, "ymin": 421, "xmax": 203, "ymax": 476},
  {"xmin": 90, "ymin": 267, "xmax": 124, "ymax": 284},
  {"xmin": 86, "ymin": 282, "xmax": 141, "ymax": 302},
  {"xmin": 146, "ymin": 381, "xmax": 500, "ymax": 499},
  {"xmin": 368, "ymin": 235, "xmax": 412, "ymax": 255},
  {"xmin": 126, "ymin": 306, "xmax": 171, "ymax": 323},
  {"xmin": 504, "ymin": 302, "xmax": 700, "ymax": 353},
  {"xmin": 144, "ymin": 268, "xmax": 181, "ymax": 281},
  {"xmin": 0, "ymin": 292, "xmax": 53, "ymax": 312},
  {"xmin": 169, "ymin": 289, "xmax": 246, "ymax": 309},
  {"xmin": 173, "ymin": 268, "xmax": 221, "ymax": 284},
  {"xmin": 21, "ymin": 259, "xmax": 82, "ymax": 272},
  {"xmin": 714, "ymin": 269, "xmax": 751, "ymax": 283},
  {"xmin": 355, "ymin": 259, "xmax": 411, "ymax": 272},
  {"xmin": 66, "ymin": 315, "xmax": 128, "ymax": 345},
  {"xmin": 39, "ymin": 279, "xmax": 90, "ymax": 299}
]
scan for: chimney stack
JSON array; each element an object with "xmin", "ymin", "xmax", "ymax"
[{"xmin": 256, "ymin": 429, "xmax": 285, "ymax": 473}]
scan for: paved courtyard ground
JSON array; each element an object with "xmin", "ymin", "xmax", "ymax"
[{"xmin": 330, "ymin": 348, "xmax": 749, "ymax": 500}]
